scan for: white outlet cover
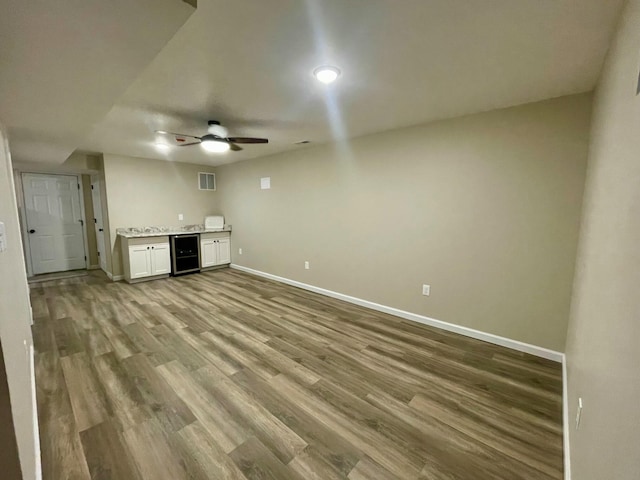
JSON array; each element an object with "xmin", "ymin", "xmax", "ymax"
[
  {"xmin": 422, "ymin": 284, "xmax": 430, "ymax": 296},
  {"xmin": 304, "ymin": 261, "xmax": 310, "ymax": 269},
  {"xmin": 239, "ymin": 248, "xmax": 243, "ymax": 255},
  {"xmin": 178, "ymin": 213, "xmax": 184, "ymax": 221},
  {"xmin": 260, "ymin": 177, "xmax": 271, "ymax": 190}
]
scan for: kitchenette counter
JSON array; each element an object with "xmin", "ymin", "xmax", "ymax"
[{"xmin": 117, "ymin": 225, "xmax": 231, "ymax": 238}]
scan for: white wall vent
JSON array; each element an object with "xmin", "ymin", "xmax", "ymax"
[{"xmin": 198, "ymin": 172, "xmax": 216, "ymax": 191}]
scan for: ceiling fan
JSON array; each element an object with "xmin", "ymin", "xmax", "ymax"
[{"xmin": 155, "ymin": 120, "xmax": 268, "ymax": 153}]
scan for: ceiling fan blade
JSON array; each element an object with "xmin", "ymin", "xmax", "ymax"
[
  {"xmin": 155, "ymin": 130, "xmax": 201, "ymax": 139},
  {"xmin": 226, "ymin": 137, "xmax": 268, "ymax": 144},
  {"xmin": 229, "ymin": 142, "xmax": 243, "ymax": 151},
  {"xmin": 176, "ymin": 141, "xmax": 201, "ymax": 147}
]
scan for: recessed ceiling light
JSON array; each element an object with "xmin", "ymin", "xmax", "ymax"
[
  {"xmin": 314, "ymin": 66, "xmax": 340, "ymax": 84},
  {"xmin": 201, "ymin": 137, "xmax": 230, "ymax": 153}
]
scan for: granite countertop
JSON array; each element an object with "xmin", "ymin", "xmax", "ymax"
[{"xmin": 117, "ymin": 224, "xmax": 231, "ymax": 238}]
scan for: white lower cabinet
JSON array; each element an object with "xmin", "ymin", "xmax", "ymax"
[
  {"xmin": 121, "ymin": 232, "xmax": 229, "ymax": 283},
  {"xmin": 128, "ymin": 243, "xmax": 171, "ymax": 279},
  {"xmin": 150, "ymin": 243, "xmax": 171, "ymax": 275},
  {"xmin": 129, "ymin": 245, "xmax": 152, "ymax": 279},
  {"xmin": 121, "ymin": 236, "xmax": 171, "ymax": 282},
  {"xmin": 201, "ymin": 234, "xmax": 231, "ymax": 268},
  {"xmin": 217, "ymin": 237, "xmax": 231, "ymax": 264}
]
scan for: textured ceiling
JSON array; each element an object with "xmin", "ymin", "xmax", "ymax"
[
  {"xmin": 0, "ymin": 0, "xmax": 195, "ymax": 164},
  {"xmin": 2, "ymin": 0, "xmax": 625, "ymax": 166}
]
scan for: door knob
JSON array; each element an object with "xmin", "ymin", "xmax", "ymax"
[{"xmin": 29, "ymin": 229, "xmax": 36, "ymax": 234}]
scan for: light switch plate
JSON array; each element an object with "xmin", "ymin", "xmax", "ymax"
[
  {"xmin": 178, "ymin": 213, "xmax": 184, "ymax": 221},
  {"xmin": 261, "ymin": 177, "xmax": 271, "ymax": 190},
  {"xmin": 0, "ymin": 221, "xmax": 6, "ymax": 252}
]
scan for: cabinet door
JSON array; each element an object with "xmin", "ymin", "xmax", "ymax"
[
  {"xmin": 201, "ymin": 240, "xmax": 217, "ymax": 268},
  {"xmin": 150, "ymin": 243, "xmax": 171, "ymax": 275},
  {"xmin": 129, "ymin": 246, "xmax": 151, "ymax": 279},
  {"xmin": 216, "ymin": 238, "xmax": 231, "ymax": 265}
]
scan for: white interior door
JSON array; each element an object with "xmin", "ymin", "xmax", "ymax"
[
  {"xmin": 22, "ymin": 173, "xmax": 86, "ymax": 275},
  {"xmin": 90, "ymin": 177, "xmax": 107, "ymax": 272}
]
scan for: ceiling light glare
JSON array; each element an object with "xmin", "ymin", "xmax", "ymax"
[
  {"xmin": 155, "ymin": 142, "xmax": 171, "ymax": 151},
  {"xmin": 314, "ymin": 66, "xmax": 341, "ymax": 84},
  {"xmin": 201, "ymin": 139, "xmax": 230, "ymax": 153}
]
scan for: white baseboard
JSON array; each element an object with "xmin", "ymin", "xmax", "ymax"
[
  {"xmin": 106, "ymin": 271, "xmax": 124, "ymax": 282},
  {"xmin": 28, "ymin": 342, "xmax": 42, "ymax": 480},
  {"xmin": 230, "ymin": 264, "xmax": 564, "ymax": 363},
  {"xmin": 562, "ymin": 355, "xmax": 571, "ymax": 480}
]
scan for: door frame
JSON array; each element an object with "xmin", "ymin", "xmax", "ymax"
[
  {"xmin": 90, "ymin": 175, "xmax": 107, "ymax": 272},
  {"xmin": 19, "ymin": 172, "xmax": 91, "ymax": 277}
]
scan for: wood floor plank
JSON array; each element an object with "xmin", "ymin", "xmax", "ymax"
[
  {"xmin": 122, "ymin": 418, "xmax": 189, "ymax": 480},
  {"xmin": 81, "ymin": 327, "xmax": 113, "ymax": 357},
  {"xmin": 33, "ymin": 269, "xmax": 564, "ymax": 480},
  {"xmin": 229, "ymin": 436, "xmax": 306, "ymax": 480},
  {"xmin": 80, "ymin": 420, "xmax": 142, "ymax": 480},
  {"xmin": 121, "ymin": 353, "xmax": 196, "ymax": 432},
  {"xmin": 36, "ymin": 351, "xmax": 73, "ymax": 425},
  {"xmin": 40, "ymin": 414, "xmax": 91, "ymax": 480},
  {"xmin": 193, "ymin": 366, "xmax": 309, "ymax": 464},
  {"xmin": 365, "ymin": 390, "xmax": 555, "ymax": 480},
  {"xmin": 60, "ymin": 352, "xmax": 111, "ymax": 432},
  {"xmin": 269, "ymin": 373, "xmax": 424, "ymax": 478},
  {"xmin": 157, "ymin": 360, "xmax": 251, "ymax": 453},
  {"xmin": 231, "ymin": 368, "xmax": 362, "ymax": 477},
  {"xmin": 170, "ymin": 422, "xmax": 249, "ymax": 480},
  {"xmin": 92, "ymin": 352, "xmax": 150, "ymax": 430},
  {"xmin": 122, "ymin": 322, "xmax": 173, "ymax": 366},
  {"xmin": 348, "ymin": 455, "xmax": 402, "ymax": 480},
  {"xmin": 53, "ymin": 317, "xmax": 85, "ymax": 357},
  {"xmin": 288, "ymin": 446, "xmax": 349, "ymax": 480}
]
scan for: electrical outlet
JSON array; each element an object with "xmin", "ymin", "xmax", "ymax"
[
  {"xmin": 178, "ymin": 213, "xmax": 184, "ymax": 221},
  {"xmin": 304, "ymin": 261, "xmax": 310, "ymax": 270},
  {"xmin": 238, "ymin": 248, "xmax": 243, "ymax": 255},
  {"xmin": 422, "ymin": 284, "xmax": 430, "ymax": 296},
  {"xmin": 575, "ymin": 397, "xmax": 583, "ymax": 430}
]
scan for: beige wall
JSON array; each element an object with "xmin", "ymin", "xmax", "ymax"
[
  {"xmin": 102, "ymin": 154, "xmax": 220, "ymax": 277},
  {"xmin": 13, "ymin": 151, "xmax": 101, "ymax": 174},
  {"xmin": 0, "ymin": 126, "xmax": 38, "ymax": 479},
  {"xmin": 216, "ymin": 94, "xmax": 591, "ymax": 351},
  {"xmin": 0, "ymin": 342, "xmax": 23, "ymax": 480},
  {"xmin": 565, "ymin": 1, "xmax": 640, "ymax": 478}
]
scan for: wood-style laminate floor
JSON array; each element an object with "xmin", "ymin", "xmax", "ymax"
[{"xmin": 31, "ymin": 268, "xmax": 564, "ymax": 480}]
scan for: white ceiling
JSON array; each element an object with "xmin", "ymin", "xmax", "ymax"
[
  {"xmin": 0, "ymin": 0, "xmax": 195, "ymax": 164},
  {"xmin": 3, "ymin": 0, "xmax": 625, "ymax": 166}
]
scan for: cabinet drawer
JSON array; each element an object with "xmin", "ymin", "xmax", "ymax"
[{"xmin": 126, "ymin": 236, "xmax": 170, "ymax": 247}]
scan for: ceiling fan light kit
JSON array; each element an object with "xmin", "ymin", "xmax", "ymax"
[
  {"xmin": 207, "ymin": 120, "xmax": 229, "ymax": 138},
  {"xmin": 200, "ymin": 136, "xmax": 231, "ymax": 153}
]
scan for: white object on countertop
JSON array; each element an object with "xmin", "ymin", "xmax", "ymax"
[{"xmin": 204, "ymin": 215, "xmax": 224, "ymax": 230}]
